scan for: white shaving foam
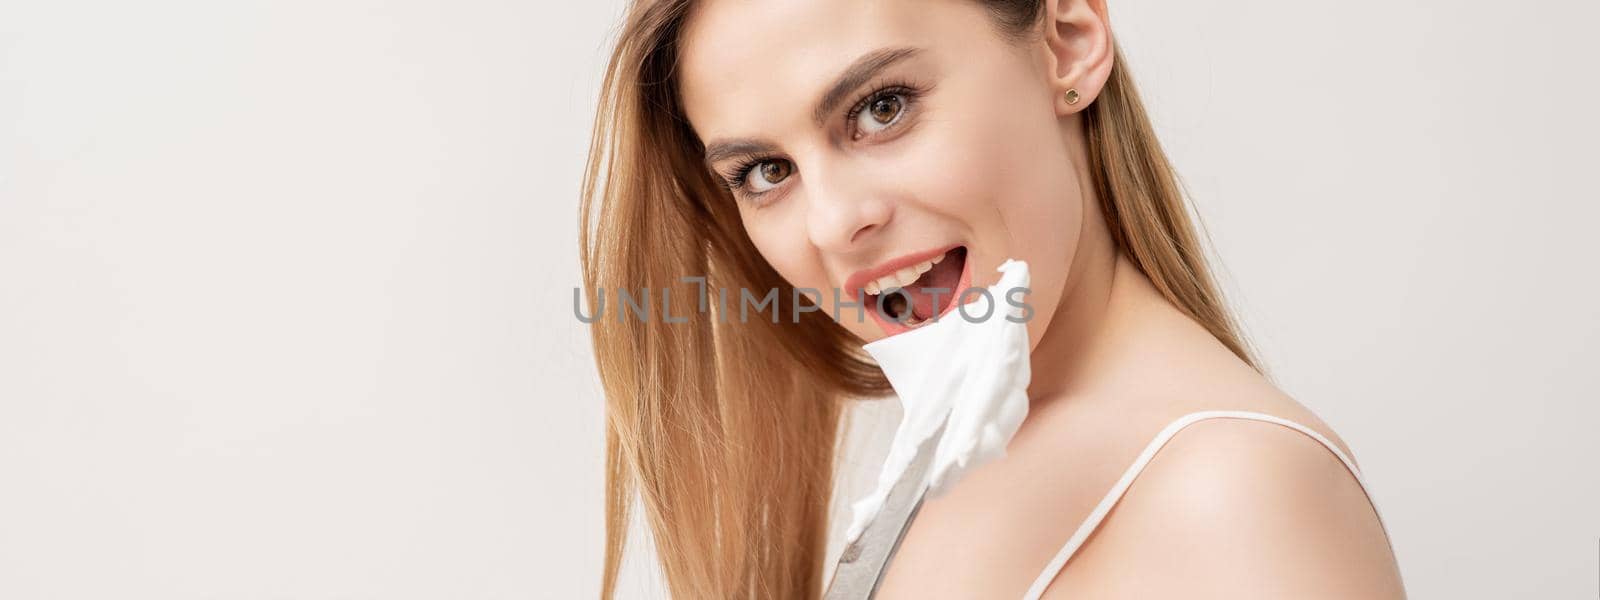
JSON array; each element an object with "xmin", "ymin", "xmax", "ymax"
[{"xmin": 843, "ymin": 259, "xmax": 1033, "ymax": 544}]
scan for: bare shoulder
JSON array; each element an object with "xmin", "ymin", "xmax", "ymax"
[{"xmin": 1041, "ymin": 415, "xmax": 1407, "ymax": 599}]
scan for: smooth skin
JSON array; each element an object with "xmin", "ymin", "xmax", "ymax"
[{"xmin": 677, "ymin": 0, "xmax": 1406, "ymax": 597}]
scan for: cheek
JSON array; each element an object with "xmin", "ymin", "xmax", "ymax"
[
  {"xmin": 920, "ymin": 102, "xmax": 1084, "ymax": 256},
  {"xmin": 740, "ymin": 204, "xmax": 888, "ymax": 342},
  {"xmin": 743, "ymin": 212, "xmax": 816, "ymax": 288},
  {"xmin": 907, "ymin": 90, "xmax": 1086, "ymax": 348},
  {"xmin": 740, "ymin": 210, "xmax": 848, "ymax": 314},
  {"xmin": 1003, "ymin": 178, "xmax": 1083, "ymax": 350}
]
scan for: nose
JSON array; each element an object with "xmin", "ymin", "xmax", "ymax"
[{"xmin": 804, "ymin": 165, "xmax": 894, "ymax": 253}]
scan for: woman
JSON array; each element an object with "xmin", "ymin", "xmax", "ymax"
[{"xmin": 579, "ymin": 0, "xmax": 1406, "ymax": 597}]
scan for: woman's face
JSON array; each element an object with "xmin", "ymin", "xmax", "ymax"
[{"xmin": 679, "ymin": 0, "xmax": 1087, "ymax": 347}]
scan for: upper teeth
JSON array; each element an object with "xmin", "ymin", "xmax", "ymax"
[{"xmin": 864, "ymin": 255, "xmax": 942, "ymax": 295}]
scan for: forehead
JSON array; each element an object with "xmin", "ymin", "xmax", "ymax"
[{"xmin": 677, "ymin": 0, "xmax": 982, "ymax": 143}]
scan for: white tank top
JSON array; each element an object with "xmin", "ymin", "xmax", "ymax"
[{"xmin": 1020, "ymin": 410, "xmax": 1390, "ymax": 600}]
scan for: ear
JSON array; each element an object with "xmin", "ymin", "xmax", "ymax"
[{"xmin": 1041, "ymin": 0, "xmax": 1114, "ymax": 115}]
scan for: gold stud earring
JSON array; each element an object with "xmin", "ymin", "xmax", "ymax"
[{"xmin": 1064, "ymin": 88, "xmax": 1081, "ymax": 105}]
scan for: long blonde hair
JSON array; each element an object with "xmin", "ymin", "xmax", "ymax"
[{"xmin": 579, "ymin": 1, "xmax": 1255, "ymax": 597}]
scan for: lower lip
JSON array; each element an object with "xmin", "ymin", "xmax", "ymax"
[{"xmin": 866, "ymin": 249, "xmax": 974, "ymax": 338}]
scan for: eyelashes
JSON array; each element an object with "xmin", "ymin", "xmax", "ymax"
[
  {"xmin": 718, "ymin": 78, "xmax": 930, "ymax": 202},
  {"xmin": 844, "ymin": 81, "xmax": 921, "ymax": 141},
  {"xmin": 723, "ymin": 158, "xmax": 765, "ymax": 191}
]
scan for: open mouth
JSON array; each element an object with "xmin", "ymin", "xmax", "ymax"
[{"xmin": 859, "ymin": 246, "xmax": 973, "ymax": 337}]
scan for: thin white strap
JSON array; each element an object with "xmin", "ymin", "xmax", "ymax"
[{"xmin": 1021, "ymin": 410, "xmax": 1386, "ymax": 600}]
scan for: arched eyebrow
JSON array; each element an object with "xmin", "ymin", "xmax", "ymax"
[
  {"xmin": 811, "ymin": 45, "xmax": 922, "ymax": 127},
  {"xmin": 702, "ymin": 45, "xmax": 923, "ymax": 167}
]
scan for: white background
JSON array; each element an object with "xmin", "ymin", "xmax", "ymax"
[{"xmin": 2, "ymin": 1, "xmax": 1595, "ymax": 598}]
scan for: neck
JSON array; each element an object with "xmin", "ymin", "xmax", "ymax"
[
  {"xmin": 1025, "ymin": 210, "xmax": 1121, "ymax": 403},
  {"xmin": 1025, "ymin": 226, "xmax": 1258, "ymax": 413}
]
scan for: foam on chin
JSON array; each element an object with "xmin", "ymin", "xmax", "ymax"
[{"xmin": 843, "ymin": 259, "xmax": 1033, "ymax": 545}]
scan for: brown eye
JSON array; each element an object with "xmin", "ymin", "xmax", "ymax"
[
  {"xmin": 749, "ymin": 160, "xmax": 792, "ymax": 192},
  {"xmin": 870, "ymin": 96, "xmax": 901, "ymax": 123},
  {"xmin": 854, "ymin": 93, "xmax": 906, "ymax": 137}
]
